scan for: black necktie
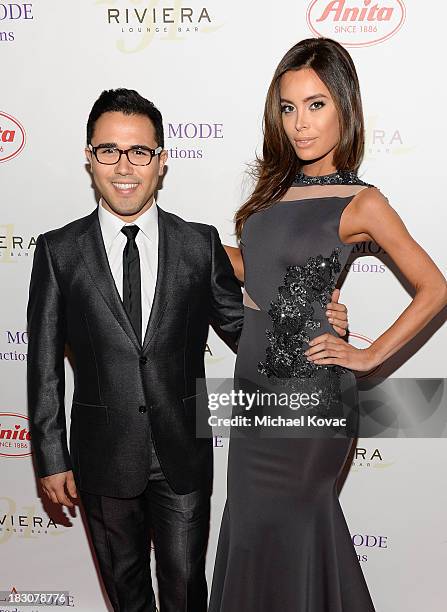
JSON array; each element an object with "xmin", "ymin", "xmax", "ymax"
[{"xmin": 121, "ymin": 225, "xmax": 142, "ymax": 344}]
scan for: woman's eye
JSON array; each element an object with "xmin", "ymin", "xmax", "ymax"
[
  {"xmin": 310, "ymin": 101, "xmax": 325, "ymax": 110},
  {"xmin": 281, "ymin": 104, "xmax": 294, "ymax": 114}
]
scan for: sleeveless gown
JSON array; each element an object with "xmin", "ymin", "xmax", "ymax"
[{"xmin": 209, "ymin": 171, "xmax": 376, "ymax": 611}]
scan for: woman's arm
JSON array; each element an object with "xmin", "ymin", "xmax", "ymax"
[
  {"xmin": 305, "ymin": 188, "xmax": 447, "ymax": 370},
  {"xmin": 223, "ymin": 245, "xmax": 244, "ymax": 283}
]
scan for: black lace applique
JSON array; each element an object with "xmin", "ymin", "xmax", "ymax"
[
  {"xmin": 258, "ymin": 248, "xmax": 348, "ymax": 408},
  {"xmin": 293, "ymin": 170, "xmax": 373, "ymax": 187}
]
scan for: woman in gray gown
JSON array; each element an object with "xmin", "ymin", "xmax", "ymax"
[{"xmin": 210, "ymin": 37, "xmax": 447, "ymax": 611}]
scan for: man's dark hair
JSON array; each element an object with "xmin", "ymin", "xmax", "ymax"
[{"xmin": 86, "ymin": 88, "xmax": 164, "ymax": 148}]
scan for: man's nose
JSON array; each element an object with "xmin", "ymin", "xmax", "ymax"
[{"xmin": 115, "ymin": 152, "xmax": 134, "ymax": 175}]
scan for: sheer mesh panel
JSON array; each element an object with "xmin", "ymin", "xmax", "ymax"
[
  {"xmin": 243, "ymin": 289, "xmax": 260, "ymax": 310},
  {"xmin": 279, "ymin": 184, "xmax": 370, "ymax": 202}
]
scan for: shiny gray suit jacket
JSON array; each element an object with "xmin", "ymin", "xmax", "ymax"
[{"xmin": 27, "ymin": 205, "xmax": 244, "ymax": 497}]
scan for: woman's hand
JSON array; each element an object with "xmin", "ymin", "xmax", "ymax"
[
  {"xmin": 223, "ymin": 245, "xmax": 244, "ymax": 283},
  {"xmin": 304, "ymin": 334, "xmax": 380, "ymax": 372},
  {"xmin": 326, "ymin": 288, "xmax": 348, "ymax": 336}
]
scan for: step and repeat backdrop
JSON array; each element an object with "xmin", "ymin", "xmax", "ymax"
[{"xmin": 1, "ymin": 1, "xmax": 446, "ymax": 611}]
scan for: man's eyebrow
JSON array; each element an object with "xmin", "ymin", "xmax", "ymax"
[
  {"xmin": 280, "ymin": 93, "xmax": 329, "ymax": 104},
  {"xmin": 93, "ymin": 142, "xmax": 117, "ymax": 148},
  {"xmin": 129, "ymin": 144, "xmax": 153, "ymax": 151},
  {"xmin": 92, "ymin": 143, "xmax": 153, "ymax": 150}
]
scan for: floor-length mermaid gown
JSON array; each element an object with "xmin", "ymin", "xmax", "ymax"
[{"xmin": 209, "ymin": 170, "xmax": 376, "ymax": 611}]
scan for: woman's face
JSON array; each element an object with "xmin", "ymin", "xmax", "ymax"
[{"xmin": 279, "ymin": 68, "xmax": 340, "ymax": 173}]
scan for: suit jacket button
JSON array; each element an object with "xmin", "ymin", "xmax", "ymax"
[
  {"xmin": 139, "ymin": 405, "xmax": 147, "ymax": 413},
  {"xmin": 139, "ymin": 356, "xmax": 148, "ymax": 365}
]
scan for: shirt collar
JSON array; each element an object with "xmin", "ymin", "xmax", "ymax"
[{"xmin": 98, "ymin": 198, "xmax": 158, "ymax": 252}]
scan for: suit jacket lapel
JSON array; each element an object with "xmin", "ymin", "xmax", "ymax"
[
  {"xmin": 142, "ymin": 207, "xmax": 183, "ymax": 353},
  {"xmin": 77, "ymin": 209, "xmax": 141, "ymax": 351}
]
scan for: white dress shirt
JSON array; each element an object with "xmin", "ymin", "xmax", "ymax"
[{"xmin": 98, "ymin": 199, "xmax": 159, "ymax": 342}]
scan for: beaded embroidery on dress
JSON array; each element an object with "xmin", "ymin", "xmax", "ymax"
[
  {"xmin": 293, "ymin": 169, "xmax": 373, "ymax": 187},
  {"xmin": 256, "ymin": 170, "xmax": 374, "ymax": 406},
  {"xmin": 257, "ymin": 247, "xmax": 346, "ymax": 406}
]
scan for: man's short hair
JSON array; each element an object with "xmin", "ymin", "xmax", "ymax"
[{"xmin": 87, "ymin": 88, "xmax": 164, "ymax": 148}]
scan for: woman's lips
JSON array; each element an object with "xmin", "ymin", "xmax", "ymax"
[{"xmin": 294, "ymin": 137, "xmax": 317, "ymax": 149}]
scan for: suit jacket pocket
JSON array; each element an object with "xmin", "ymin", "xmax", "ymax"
[
  {"xmin": 182, "ymin": 392, "xmax": 210, "ymax": 438},
  {"xmin": 72, "ymin": 401, "xmax": 109, "ymax": 425}
]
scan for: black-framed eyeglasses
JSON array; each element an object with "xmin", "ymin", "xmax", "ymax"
[{"xmin": 88, "ymin": 144, "xmax": 163, "ymax": 166}]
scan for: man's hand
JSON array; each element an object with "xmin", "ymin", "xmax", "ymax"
[
  {"xmin": 40, "ymin": 470, "xmax": 78, "ymax": 508},
  {"xmin": 325, "ymin": 288, "xmax": 348, "ymax": 336}
]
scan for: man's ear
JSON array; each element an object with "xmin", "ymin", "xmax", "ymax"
[
  {"xmin": 85, "ymin": 146, "xmax": 93, "ymax": 166},
  {"xmin": 158, "ymin": 149, "xmax": 168, "ymax": 176}
]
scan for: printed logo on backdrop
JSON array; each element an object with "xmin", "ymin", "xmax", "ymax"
[
  {"xmin": 365, "ymin": 116, "xmax": 412, "ymax": 158},
  {"xmin": 167, "ymin": 121, "xmax": 223, "ymax": 161},
  {"xmin": 99, "ymin": 0, "xmax": 222, "ymax": 53},
  {"xmin": 0, "ymin": 413, "xmax": 31, "ymax": 457},
  {"xmin": 0, "ymin": 498, "xmax": 69, "ymax": 543},
  {"xmin": 349, "ymin": 331, "xmax": 374, "ymax": 350},
  {"xmin": 352, "ymin": 445, "xmax": 395, "ymax": 470},
  {"xmin": 306, "ymin": 0, "xmax": 406, "ymax": 47},
  {"xmin": 0, "ymin": 2, "xmax": 33, "ymax": 43},
  {"xmin": 352, "ymin": 532, "xmax": 388, "ymax": 563},
  {"xmin": 204, "ymin": 341, "xmax": 226, "ymax": 365},
  {"xmin": 345, "ymin": 242, "xmax": 388, "ymax": 275},
  {"xmin": 0, "ymin": 112, "xmax": 26, "ymax": 163},
  {"xmin": 0, "ymin": 225, "xmax": 37, "ymax": 262},
  {"xmin": 345, "ymin": 240, "xmax": 397, "ymax": 276},
  {"xmin": 0, "ymin": 330, "xmax": 28, "ymax": 363}
]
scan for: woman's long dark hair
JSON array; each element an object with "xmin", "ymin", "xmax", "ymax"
[{"xmin": 235, "ymin": 37, "xmax": 365, "ymax": 240}]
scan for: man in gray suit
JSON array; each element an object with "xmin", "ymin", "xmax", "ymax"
[{"xmin": 27, "ymin": 88, "xmax": 244, "ymax": 612}]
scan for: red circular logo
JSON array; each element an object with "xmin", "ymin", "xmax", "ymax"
[
  {"xmin": 0, "ymin": 112, "xmax": 26, "ymax": 163},
  {"xmin": 0, "ymin": 412, "xmax": 32, "ymax": 457},
  {"xmin": 307, "ymin": 0, "xmax": 406, "ymax": 47}
]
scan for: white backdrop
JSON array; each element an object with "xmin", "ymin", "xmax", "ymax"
[{"xmin": 1, "ymin": 1, "xmax": 446, "ymax": 610}]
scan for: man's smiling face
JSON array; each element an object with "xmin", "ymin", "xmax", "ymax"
[{"xmin": 86, "ymin": 111, "xmax": 167, "ymax": 221}]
